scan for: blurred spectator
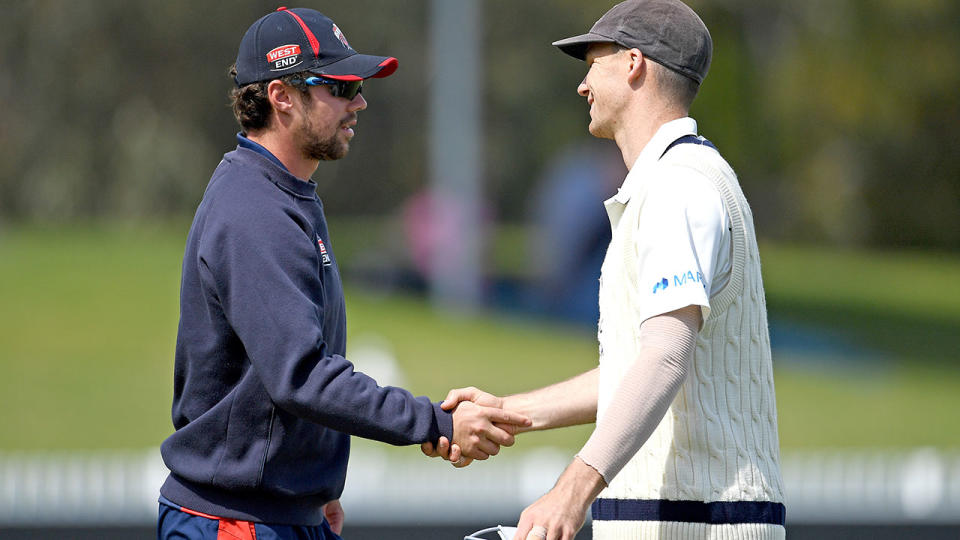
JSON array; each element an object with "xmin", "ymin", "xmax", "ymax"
[
  {"xmin": 527, "ymin": 139, "xmax": 625, "ymax": 326},
  {"xmin": 401, "ymin": 188, "xmax": 491, "ymax": 291}
]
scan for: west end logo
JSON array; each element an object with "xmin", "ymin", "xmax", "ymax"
[
  {"xmin": 316, "ymin": 235, "xmax": 332, "ymax": 266},
  {"xmin": 267, "ymin": 44, "xmax": 302, "ymax": 71}
]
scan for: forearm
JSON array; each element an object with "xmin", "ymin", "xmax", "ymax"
[
  {"xmin": 577, "ymin": 306, "xmax": 699, "ymax": 482},
  {"xmin": 263, "ymin": 351, "xmax": 452, "ymax": 445},
  {"xmin": 503, "ymin": 368, "xmax": 598, "ymax": 433}
]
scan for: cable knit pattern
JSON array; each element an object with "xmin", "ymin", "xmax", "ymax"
[{"xmin": 594, "ymin": 144, "xmax": 784, "ymax": 539}]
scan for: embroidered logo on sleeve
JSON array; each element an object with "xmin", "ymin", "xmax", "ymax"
[{"xmin": 316, "ymin": 235, "xmax": 333, "ymax": 266}]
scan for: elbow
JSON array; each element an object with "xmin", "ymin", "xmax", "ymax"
[{"xmin": 267, "ymin": 385, "xmax": 310, "ymax": 416}]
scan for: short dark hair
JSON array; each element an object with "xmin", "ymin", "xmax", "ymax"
[
  {"xmin": 228, "ymin": 64, "xmax": 312, "ymax": 132},
  {"xmin": 612, "ymin": 46, "xmax": 701, "ymax": 111},
  {"xmin": 650, "ymin": 60, "xmax": 700, "ymax": 110}
]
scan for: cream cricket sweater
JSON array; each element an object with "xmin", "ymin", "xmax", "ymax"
[{"xmin": 592, "ymin": 143, "xmax": 785, "ymax": 540}]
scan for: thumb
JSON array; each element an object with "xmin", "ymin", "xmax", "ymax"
[{"xmin": 442, "ymin": 387, "xmax": 477, "ymax": 410}]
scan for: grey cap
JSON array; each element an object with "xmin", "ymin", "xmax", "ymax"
[{"xmin": 552, "ymin": 0, "xmax": 712, "ymax": 84}]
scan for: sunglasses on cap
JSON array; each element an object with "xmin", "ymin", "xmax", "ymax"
[{"xmin": 291, "ymin": 75, "xmax": 363, "ymax": 100}]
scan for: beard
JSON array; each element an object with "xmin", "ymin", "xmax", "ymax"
[{"xmin": 297, "ymin": 113, "xmax": 351, "ymax": 161}]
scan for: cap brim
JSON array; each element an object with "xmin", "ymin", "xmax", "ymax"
[
  {"xmin": 552, "ymin": 32, "xmax": 618, "ymax": 61},
  {"xmin": 316, "ymin": 53, "xmax": 398, "ymax": 81}
]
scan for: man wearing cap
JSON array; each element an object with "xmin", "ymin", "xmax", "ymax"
[
  {"xmin": 427, "ymin": 1, "xmax": 785, "ymax": 539},
  {"xmin": 156, "ymin": 7, "xmax": 529, "ymax": 540}
]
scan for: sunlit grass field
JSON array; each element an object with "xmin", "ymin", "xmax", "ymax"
[{"xmin": 0, "ymin": 223, "xmax": 957, "ymax": 452}]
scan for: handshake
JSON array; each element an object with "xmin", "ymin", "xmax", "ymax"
[{"xmin": 422, "ymin": 386, "xmax": 526, "ymax": 468}]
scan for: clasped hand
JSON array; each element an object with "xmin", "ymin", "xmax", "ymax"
[{"xmin": 422, "ymin": 387, "xmax": 524, "ymax": 467}]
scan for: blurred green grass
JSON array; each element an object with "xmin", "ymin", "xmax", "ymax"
[
  {"xmin": 0, "ymin": 223, "xmax": 957, "ymax": 452},
  {"xmin": 760, "ymin": 243, "xmax": 960, "ymax": 364}
]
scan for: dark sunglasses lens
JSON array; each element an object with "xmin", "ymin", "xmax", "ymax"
[{"xmin": 334, "ymin": 80, "xmax": 362, "ymax": 100}]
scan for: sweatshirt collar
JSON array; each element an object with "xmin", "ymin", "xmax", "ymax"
[
  {"xmin": 237, "ymin": 132, "xmax": 288, "ymax": 171},
  {"xmin": 235, "ymin": 133, "xmax": 318, "ymax": 199}
]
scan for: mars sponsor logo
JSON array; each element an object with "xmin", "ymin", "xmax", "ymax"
[
  {"xmin": 331, "ymin": 23, "xmax": 349, "ymax": 48},
  {"xmin": 267, "ymin": 44, "xmax": 302, "ymax": 71},
  {"xmin": 673, "ymin": 270, "xmax": 705, "ymax": 288},
  {"xmin": 652, "ymin": 277, "xmax": 669, "ymax": 294},
  {"xmin": 652, "ymin": 270, "xmax": 706, "ymax": 294},
  {"xmin": 316, "ymin": 235, "xmax": 332, "ymax": 266}
]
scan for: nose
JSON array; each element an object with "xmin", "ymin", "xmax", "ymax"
[
  {"xmin": 577, "ymin": 77, "xmax": 589, "ymax": 97},
  {"xmin": 349, "ymin": 93, "xmax": 367, "ymax": 112}
]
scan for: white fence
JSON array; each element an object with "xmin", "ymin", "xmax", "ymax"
[{"xmin": 0, "ymin": 446, "xmax": 958, "ymax": 525}]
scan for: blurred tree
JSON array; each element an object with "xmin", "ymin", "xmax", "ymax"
[
  {"xmin": 0, "ymin": 0, "xmax": 957, "ymax": 249},
  {"xmin": 692, "ymin": 0, "xmax": 960, "ymax": 247}
]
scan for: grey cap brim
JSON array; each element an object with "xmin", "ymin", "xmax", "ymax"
[{"xmin": 552, "ymin": 32, "xmax": 619, "ymax": 61}]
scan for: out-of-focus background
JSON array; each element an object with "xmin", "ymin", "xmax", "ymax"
[{"xmin": 1, "ymin": 0, "xmax": 958, "ymax": 538}]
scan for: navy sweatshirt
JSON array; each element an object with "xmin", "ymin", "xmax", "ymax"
[{"xmin": 160, "ymin": 137, "xmax": 453, "ymax": 525}]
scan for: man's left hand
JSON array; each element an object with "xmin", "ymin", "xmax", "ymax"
[
  {"xmin": 323, "ymin": 499, "xmax": 345, "ymax": 535},
  {"xmin": 421, "ymin": 436, "xmax": 474, "ymax": 468},
  {"xmin": 514, "ymin": 457, "xmax": 606, "ymax": 540}
]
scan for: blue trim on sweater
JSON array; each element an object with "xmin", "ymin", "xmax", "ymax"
[
  {"xmin": 237, "ymin": 132, "xmax": 288, "ymax": 171},
  {"xmin": 662, "ymin": 134, "xmax": 718, "ymax": 158},
  {"xmin": 592, "ymin": 498, "xmax": 786, "ymax": 526}
]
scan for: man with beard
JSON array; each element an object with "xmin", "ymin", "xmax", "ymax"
[{"xmin": 157, "ymin": 8, "xmax": 529, "ymax": 540}]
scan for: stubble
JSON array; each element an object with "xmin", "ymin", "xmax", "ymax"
[{"xmin": 297, "ymin": 114, "xmax": 349, "ymax": 161}]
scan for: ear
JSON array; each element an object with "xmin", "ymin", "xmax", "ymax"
[
  {"xmin": 625, "ymin": 48, "xmax": 645, "ymax": 85},
  {"xmin": 266, "ymin": 79, "xmax": 298, "ymax": 117}
]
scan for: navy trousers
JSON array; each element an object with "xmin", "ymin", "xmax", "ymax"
[{"xmin": 158, "ymin": 498, "xmax": 343, "ymax": 540}]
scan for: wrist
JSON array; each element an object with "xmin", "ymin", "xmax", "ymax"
[
  {"xmin": 553, "ymin": 457, "xmax": 606, "ymax": 509},
  {"xmin": 501, "ymin": 394, "xmax": 533, "ymax": 433},
  {"xmin": 433, "ymin": 401, "xmax": 455, "ymax": 442}
]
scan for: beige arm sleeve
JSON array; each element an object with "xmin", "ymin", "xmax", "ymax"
[{"xmin": 575, "ymin": 305, "xmax": 701, "ymax": 484}]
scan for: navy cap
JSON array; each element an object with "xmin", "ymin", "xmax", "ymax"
[
  {"xmin": 552, "ymin": 0, "xmax": 711, "ymax": 84},
  {"xmin": 234, "ymin": 6, "xmax": 398, "ymax": 86}
]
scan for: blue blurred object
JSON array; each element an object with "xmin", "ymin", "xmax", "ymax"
[
  {"xmin": 526, "ymin": 139, "xmax": 625, "ymax": 326},
  {"xmin": 768, "ymin": 317, "xmax": 889, "ymax": 372}
]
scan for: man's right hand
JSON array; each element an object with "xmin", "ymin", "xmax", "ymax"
[
  {"xmin": 421, "ymin": 386, "xmax": 526, "ymax": 466},
  {"xmin": 441, "ymin": 386, "xmax": 503, "ymax": 411},
  {"xmin": 450, "ymin": 400, "xmax": 529, "ymax": 460}
]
